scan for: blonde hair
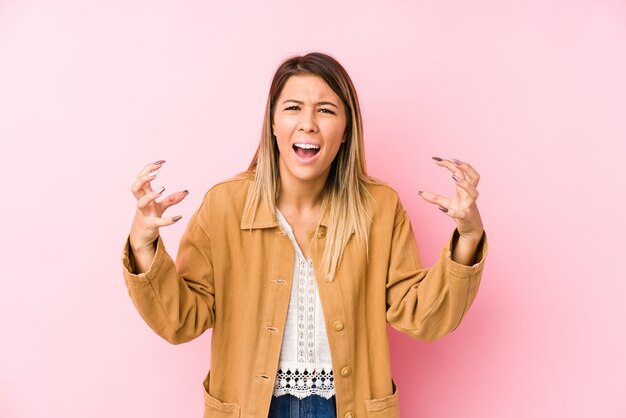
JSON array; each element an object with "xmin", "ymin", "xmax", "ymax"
[{"xmin": 245, "ymin": 52, "xmax": 377, "ymax": 277}]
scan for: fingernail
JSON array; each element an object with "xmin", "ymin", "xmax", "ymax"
[
  {"xmin": 183, "ymin": 189, "xmax": 189, "ymax": 196},
  {"xmin": 155, "ymin": 186, "xmax": 165, "ymax": 194},
  {"xmin": 148, "ymin": 170, "xmax": 159, "ymax": 178},
  {"xmin": 172, "ymin": 215, "xmax": 182, "ymax": 222},
  {"xmin": 418, "ymin": 190, "xmax": 423, "ymax": 196},
  {"xmin": 432, "ymin": 157, "xmax": 443, "ymax": 161},
  {"xmin": 438, "ymin": 206, "xmax": 448, "ymax": 213},
  {"xmin": 154, "ymin": 160, "xmax": 166, "ymax": 165},
  {"xmin": 452, "ymin": 174, "xmax": 462, "ymax": 183},
  {"xmin": 452, "ymin": 158, "xmax": 462, "ymax": 166}
]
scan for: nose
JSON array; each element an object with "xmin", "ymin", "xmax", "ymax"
[{"xmin": 298, "ymin": 108, "xmax": 318, "ymax": 133}]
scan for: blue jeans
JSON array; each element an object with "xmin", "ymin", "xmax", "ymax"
[{"xmin": 268, "ymin": 394, "xmax": 337, "ymax": 418}]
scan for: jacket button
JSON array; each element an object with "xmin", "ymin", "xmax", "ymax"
[
  {"xmin": 340, "ymin": 366, "xmax": 351, "ymax": 377},
  {"xmin": 344, "ymin": 412, "xmax": 354, "ymax": 418},
  {"xmin": 333, "ymin": 320, "xmax": 344, "ymax": 331}
]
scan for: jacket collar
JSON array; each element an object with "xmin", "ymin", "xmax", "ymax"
[{"xmin": 240, "ymin": 177, "xmax": 329, "ymax": 230}]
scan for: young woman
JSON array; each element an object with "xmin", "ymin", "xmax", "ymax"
[{"xmin": 122, "ymin": 52, "xmax": 488, "ymax": 418}]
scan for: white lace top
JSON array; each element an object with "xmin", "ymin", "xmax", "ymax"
[{"xmin": 272, "ymin": 208, "xmax": 335, "ymax": 399}]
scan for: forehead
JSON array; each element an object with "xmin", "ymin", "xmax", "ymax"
[{"xmin": 279, "ymin": 74, "xmax": 341, "ymax": 103}]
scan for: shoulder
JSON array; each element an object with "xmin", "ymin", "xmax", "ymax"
[
  {"xmin": 359, "ymin": 177, "xmax": 411, "ymax": 231},
  {"xmin": 363, "ymin": 176, "xmax": 401, "ymax": 200},
  {"xmin": 192, "ymin": 171, "xmax": 253, "ymax": 229},
  {"xmin": 362, "ymin": 176, "xmax": 405, "ymax": 215},
  {"xmin": 202, "ymin": 171, "xmax": 253, "ymax": 202}
]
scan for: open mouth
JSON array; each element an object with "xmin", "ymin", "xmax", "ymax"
[{"xmin": 293, "ymin": 143, "xmax": 321, "ymax": 160}]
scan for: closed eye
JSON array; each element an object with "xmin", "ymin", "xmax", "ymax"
[
  {"xmin": 285, "ymin": 105, "xmax": 300, "ymax": 111},
  {"xmin": 319, "ymin": 108, "xmax": 335, "ymax": 115}
]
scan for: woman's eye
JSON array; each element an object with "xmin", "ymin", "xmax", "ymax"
[
  {"xmin": 285, "ymin": 106, "xmax": 300, "ymax": 111},
  {"xmin": 319, "ymin": 108, "xmax": 335, "ymax": 114}
]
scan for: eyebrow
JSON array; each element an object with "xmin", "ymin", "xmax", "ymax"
[{"xmin": 281, "ymin": 99, "xmax": 339, "ymax": 108}]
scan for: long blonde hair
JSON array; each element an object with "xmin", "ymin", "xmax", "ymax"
[{"xmin": 245, "ymin": 52, "xmax": 377, "ymax": 277}]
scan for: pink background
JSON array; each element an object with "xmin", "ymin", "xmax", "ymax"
[{"xmin": 1, "ymin": 0, "xmax": 625, "ymax": 417}]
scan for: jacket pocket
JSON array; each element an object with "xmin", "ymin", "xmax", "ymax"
[
  {"xmin": 363, "ymin": 380, "xmax": 400, "ymax": 417},
  {"xmin": 202, "ymin": 371, "xmax": 241, "ymax": 418}
]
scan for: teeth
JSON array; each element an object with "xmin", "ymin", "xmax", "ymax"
[{"xmin": 294, "ymin": 143, "xmax": 320, "ymax": 150}]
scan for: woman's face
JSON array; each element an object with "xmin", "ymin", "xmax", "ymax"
[{"xmin": 272, "ymin": 74, "xmax": 347, "ymax": 187}]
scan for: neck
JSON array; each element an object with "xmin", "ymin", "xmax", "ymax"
[{"xmin": 277, "ymin": 171, "xmax": 329, "ymax": 212}]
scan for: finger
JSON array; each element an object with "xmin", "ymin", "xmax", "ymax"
[
  {"xmin": 418, "ymin": 191, "xmax": 466, "ymax": 219},
  {"xmin": 153, "ymin": 214, "xmax": 183, "ymax": 228},
  {"xmin": 131, "ymin": 170, "xmax": 159, "ymax": 199},
  {"xmin": 436, "ymin": 204, "xmax": 468, "ymax": 220},
  {"xmin": 451, "ymin": 158, "xmax": 480, "ymax": 186},
  {"xmin": 131, "ymin": 171, "xmax": 159, "ymax": 199},
  {"xmin": 131, "ymin": 160, "xmax": 165, "ymax": 199},
  {"xmin": 432, "ymin": 157, "xmax": 468, "ymax": 182},
  {"xmin": 136, "ymin": 160, "xmax": 166, "ymax": 180},
  {"xmin": 153, "ymin": 190, "xmax": 190, "ymax": 213},
  {"xmin": 418, "ymin": 190, "xmax": 452, "ymax": 208},
  {"xmin": 137, "ymin": 186, "xmax": 166, "ymax": 210},
  {"xmin": 139, "ymin": 160, "xmax": 166, "ymax": 194},
  {"xmin": 451, "ymin": 174, "xmax": 479, "ymax": 200},
  {"xmin": 141, "ymin": 214, "xmax": 183, "ymax": 231}
]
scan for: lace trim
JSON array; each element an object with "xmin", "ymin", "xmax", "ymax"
[
  {"xmin": 273, "ymin": 368, "xmax": 335, "ymax": 399},
  {"xmin": 297, "ymin": 257, "xmax": 316, "ymax": 364}
]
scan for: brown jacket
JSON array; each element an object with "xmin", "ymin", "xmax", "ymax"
[{"xmin": 121, "ymin": 172, "xmax": 488, "ymax": 418}]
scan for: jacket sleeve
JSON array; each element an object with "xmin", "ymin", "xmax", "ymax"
[
  {"xmin": 385, "ymin": 205, "xmax": 488, "ymax": 341},
  {"xmin": 121, "ymin": 210, "xmax": 215, "ymax": 344}
]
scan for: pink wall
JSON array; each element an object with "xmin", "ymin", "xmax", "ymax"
[{"xmin": 1, "ymin": 0, "xmax": 624, "ymax": 417}]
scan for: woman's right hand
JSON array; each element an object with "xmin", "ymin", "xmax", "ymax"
[{"xmin": 129, "ymin": 160, "xmax": 189, "ymax": 253}]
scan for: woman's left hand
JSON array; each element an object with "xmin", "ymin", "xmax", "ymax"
[{"xmin": 418, "ymin": 157, "xmax": 484, "ymax": 242}]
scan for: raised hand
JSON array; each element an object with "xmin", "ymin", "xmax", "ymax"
[
  {"xmin": 418, "ymin": 157, "xmax": 484, "ymax": 243},
  {"xmin": 129, "ymin": 160, "xmax": 189, "ymax": 253}
]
